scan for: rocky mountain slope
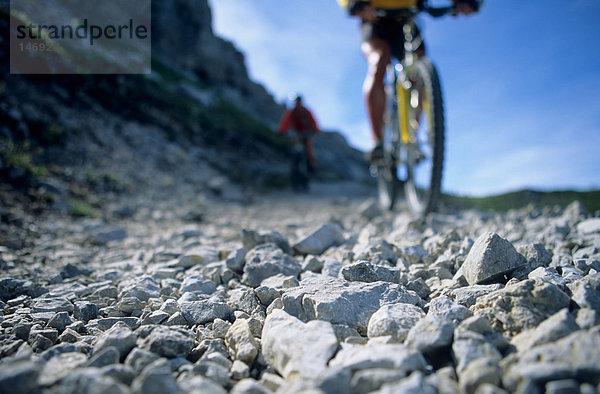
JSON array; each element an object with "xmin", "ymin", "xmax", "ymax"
[{"xmin": 0, "ymin": 0, "xmax": 372, "ymax": 220}]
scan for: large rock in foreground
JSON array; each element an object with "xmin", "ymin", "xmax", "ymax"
[
  {"xmin": 502, "ymin": 326, "xmax": 600, "ymax": 391},
  {"xmin": 471, "ymin": 279, "xmax": 571, "ymax": 337},
  {"xmin": 262, "ymin": 309, "xmax": 338, "ymax": 378},
  {"xmin": 281, "ymin": 275, "xmax": 422, "ymax": 335},
  {"xmin": 461, "ymin": 232, "xmax": 526, "ymax": 285}
]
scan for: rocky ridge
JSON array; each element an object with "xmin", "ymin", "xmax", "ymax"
[
  {"xmin": 0, "ymin": 0, "xmax": 372, "ymax": 214},
  {"xmin": 0, "ymin": 189, "xmax": 599, "ymax": 394}
]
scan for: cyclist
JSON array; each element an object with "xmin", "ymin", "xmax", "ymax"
[
  {"xmin": 278, "ymin": 95, "xmax": 320, "ymax": 172},
  {"xmin": 337, "ymin": 0, "xmax": 479, "ymax": 161}
]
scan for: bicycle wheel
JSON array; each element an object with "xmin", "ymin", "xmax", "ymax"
[
  {"xmin": 404, "ymin": 58, "xmax": 445, "ymax": 216},
  {"xmin": 377, "ymin": 159, "xmax": 397, "ymax": 210},
  {"xmin": 300, "ymin": 151, "xmax": 310, "ymax": 192},
  {"xmin": 377, "ymin": 71, "xmax": 400, "ymax": 210}
]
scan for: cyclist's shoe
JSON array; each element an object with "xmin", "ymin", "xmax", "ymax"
[{"xmin": 367, "ymin": 143, "xmax": 384, "ymax": 164}]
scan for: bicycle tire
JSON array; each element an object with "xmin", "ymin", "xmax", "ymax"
[
  {"xmin": 377, "ymin": 159, "xmax": 397, "ymax": 210},
  {"xmin": 404, "ymin": 58, "xmax": 445, "ymax": 216},
  {"xmin": 377, "ymin": 74, "xmax": 401, "ymax": 210}
]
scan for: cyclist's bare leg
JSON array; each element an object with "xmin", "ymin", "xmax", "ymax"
[{"xmin": 361, "ymin": 38, "xmax": 391, "ymax": 145}]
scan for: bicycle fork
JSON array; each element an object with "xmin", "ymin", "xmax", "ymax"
[
  {"xmin": 398, "ymin": 67, "xmax": 428, "ymax": 169},
  {"xmin": 397, "ymin": 77, "xmax": 412, "ymax": 146}
]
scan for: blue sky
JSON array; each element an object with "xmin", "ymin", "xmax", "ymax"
[{"xmin": 209, "ymin": 0, "xmax": 600, "ymax": 196}]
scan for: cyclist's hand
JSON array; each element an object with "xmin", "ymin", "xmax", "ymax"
[{"xmin": 356, "ymin": 4, "xmax": 376, "ymax": 22}]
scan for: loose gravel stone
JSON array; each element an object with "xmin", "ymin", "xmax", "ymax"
[
  {"xmin": 450, "ymin": 284, "xmax": 503, "ymax": 307},
  {"xmin": 341, "ymin": 260, "xmax": 399, "ymax": 283},
  {"xmin": 293, "ymin": 222, "xmax": 345, "ymax": 255},
  {"xmin": 0, "ymin": 360, "xmax": 41, "ymax": 394},
  {"xmin": 242, "ymin": 229, "xmax": 292, "ymax": 254},
  {"xmin": 178, "ymin": 376, "xmax": 227, "ymax": 394},
  {"xmin": 47, "ymin": 311, "xmax": 74, "ymax": 331},
  {"xmin": 226, "ymin": 248, "xmax": 247, "ymax": 274},
  {"xmin": 510, "ymin": 308, "xmax": 579, "ymax": 352},
  {"xmin": 229, "ymin": 360, "xmax": 250, "ymax": 381},
  {"xmin": 225, "ymin": 318, "xmax": 259, "ymax": 365},
  {"xmin": 118, "ymin": 276, "xmax": 160, "ymax": 302},
  {"xmin": 38, "ymin": 351, "xmax": 89, "ymax": 386},
  {"xmin": 193, "ymin": 359, "xmax": 231, "ymax": 388},
  {"xmin": 230, "ymin": 378, "xmax": 270, "ymax": 394},
  {"xmin": 367, "ymin": 303, "xmax": 425, "ymax": 342},
  {"xmin": 242, "ymin": 244, "xmax": 301, "ymax": 288},
  {"xmin": 329, "ymin": 342, "xmax": 427, "ymax": 373},
  {"xmin": 74, "ymin": 301, "xmax": 98, "ymax": 323},
  {"xmin": 93, "ymin": 322, "xmax": 136, "ymax": 360},
  {"xmin": 60, "ymin": 367, "xmax": 129, "ymax": 394},
  {"xmin": 39, "ymin": 342, "xmax": 92, "ymax": 361},
  {"xmin": 141, "ymin": 326, "xmax": 195, "ymax": 358},
  {"xmin": 577, "ymin": 218, "xmax": 600, "ymax": 235},
  {"xmin": 85, "ymin": 346, "xmax": 120, "ymax": 367},
  {"xmin": 350, "ymin": 368, "xmax": 407, "ymax": 393},
  {"xmin": 262, "ymin": 309, "xmax": 338, "ymax": 378},
  {"xmin": 179, "ymin": 299, "xmax": 234, "ymax": 325},
  {"xmin": 95, "ymin": 317, "xmax": 140, "ymax": 331},
  {"xmin": 125, "ymin": 348, "xmax": 161, "ymax": 375},
  {"xmin": 30, "ymin": 297, "xmax": 73, "ymax": 313},
  {"xmin": 131, "ymin": 358, "xmax": 183, "ymax": 394},
  {"xmin": 180, "ymin": 275, "xmax": 218, "ymax": 294},
  {"xmin": 116, "ymin": 297, "xmax": 144, "ymax": 314},
  {"xmin": 405, "ymin": 315, "xmax": 455, "ymax": 356}
]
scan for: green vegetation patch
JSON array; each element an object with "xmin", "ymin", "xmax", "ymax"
[
  {"xmin": 443, "ymin": 189, "xmax": 600, "ymax": 213},
  {"xmin": 68, "ymin": 198, "xmax": 96, "ymax": 217},
  {"xmin": 0, "ymin": 139, "xmax": 47, "ymax": 178},
  {"xmin": 203, "ymin": 100, "xmax": 288, "ymax": 150}
]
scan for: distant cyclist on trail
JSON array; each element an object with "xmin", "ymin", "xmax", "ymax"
[
  {"xmin": 337, "ymin": 0, "xmax": 479, "ymax": 162},
  {"xmin": 278, "ymin": 95, "xmax": 320, "ymax": 173}
]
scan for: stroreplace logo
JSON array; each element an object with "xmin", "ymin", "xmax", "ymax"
[{"xmin": 10, "ymin": 0, "xmax": 151, "ymax": 74}]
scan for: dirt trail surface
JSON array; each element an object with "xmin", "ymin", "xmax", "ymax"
[{"xmin": 1, "ymin": 181, "xmax": 599, "ymax": 394}]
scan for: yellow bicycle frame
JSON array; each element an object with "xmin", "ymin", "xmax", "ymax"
[
  {"xmin": 397, "ymin": 60, "xmax": 433, "ymax": 147},
  {"xmin": 397, "ymin": 33, "xmax": 418, "ymax": 146},
  {"xmin": 397, "ymin": 82, "xmax": 411, "ymax": 145}
]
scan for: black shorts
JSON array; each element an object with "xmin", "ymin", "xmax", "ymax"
[{"xmin": 360, "ymin": 17, "xmax": 425, "ymax": 60}]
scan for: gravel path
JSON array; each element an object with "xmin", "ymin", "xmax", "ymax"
[{"xmin": 1, "ymin": 181, "xmax": 599, "ymax": 394}]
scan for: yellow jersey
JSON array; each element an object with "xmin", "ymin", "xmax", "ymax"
[{"xmin": 337, "ymin": 0, "xmax": 419, "ymax": 12}]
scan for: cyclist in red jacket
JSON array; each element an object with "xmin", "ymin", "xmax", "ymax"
[{"xmin": 278, "ymin": 95, "xmax": 320, "ymax": 172}]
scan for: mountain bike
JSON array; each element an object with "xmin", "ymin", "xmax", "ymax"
[{"xmin": 372, "ymin": 3, "xmax": 475, "ymax": 215}]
